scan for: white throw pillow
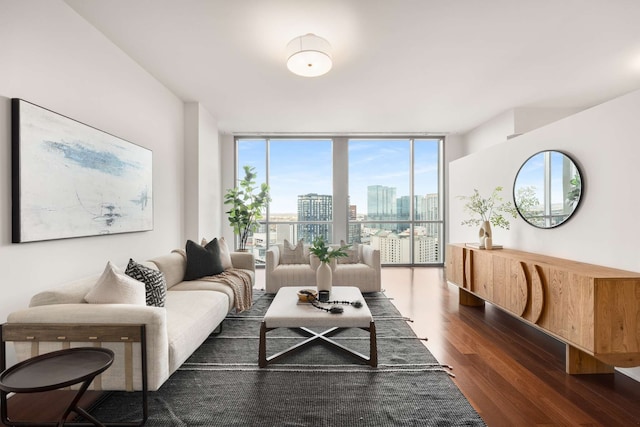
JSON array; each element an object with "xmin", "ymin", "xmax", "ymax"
[
  {"xmin": 218, "ymin": 237, "xmax": 233, "ymax": 270},
  {"xmin": 85, "ymin": 261, "xmax": 146, "ymax": 305}
]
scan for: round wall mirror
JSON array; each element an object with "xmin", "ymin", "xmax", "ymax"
[{"xmin": 513, "ymin": 150, "xmax": 582, "ymax": 228}]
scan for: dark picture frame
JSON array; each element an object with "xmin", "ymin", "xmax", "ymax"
[{"xmin": 12, "ymin": 99, "xmax": 153, "ymax": 243}]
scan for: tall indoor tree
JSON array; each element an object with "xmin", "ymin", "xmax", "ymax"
[{"xmin": 224, "ymin": 165, "xmax": 270, "ymax": 251}]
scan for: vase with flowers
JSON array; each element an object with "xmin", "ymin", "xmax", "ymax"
[
  {"xmin": 458, "ymin": 186, "xmax": 517, "ymax": 249},
  {"xmin": 308, "ymin": 236, "xmax": 349, "ymax": 293}
]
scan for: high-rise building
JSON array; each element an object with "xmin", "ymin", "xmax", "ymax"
[
  {"xmin": 425, "ymin": 193, "xmax": 439, "ymax": 237},
  {"xmin": 368, "ymin": 185, "xmax": 396, "ymax": 231},
  {"xmin": 415, "ymin": 235, "xmax": 439, "ymax": 263},
  {"xmin": 297, "ymin": 193, "xmax": 332, "ymax": 242},
  {"xmin": 367, "ymin": 185, "xmax": 396, "ymax": 220},
  {"xmin": 349, "ymin": 205, "xmax": 357, "ymax": 220},
  {"xmin": 347, "ymin": 203, "xmax": 362, "ymax": 243},
  {"xmin": 397, "ymin": 196, "xmax": 411, "ymax": 221}
]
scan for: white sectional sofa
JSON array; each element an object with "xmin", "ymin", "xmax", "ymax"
[
  {"xmin": 6, "ymin": 250, "xmax": 254, "ymax": 392},
  {"xmin": 265, "ymin": 242, "xmax": 381, "ymax": 293}
]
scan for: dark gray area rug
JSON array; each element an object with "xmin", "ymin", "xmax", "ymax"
[{"xmin": 88, "ymin": 292, "xmax": 486, "ymax": 426}]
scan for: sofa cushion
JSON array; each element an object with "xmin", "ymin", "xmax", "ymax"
[
  {"xmin": 125, "ymin": 259, "xmax": 167, "ymax": 307},
  {"xmin": 333, "ymin": 264, "xmax": 379, "ymax": 293},
  {"xmin": 281, "ymin": 239, "xmax": 308, "ymax": 264},
  {"xmin": 148, "ymin": 252, "xmax": 185, "ymax": 289},
  {"xmin": 85, "ymin": 261, "xmax": 146, "ymax": 305},
  {"xmin": 170, "ymin": 277, "xmax": 237, "ymax": 312},
  {"xmin": 184, "ymin": 239, "xmax": 224, "ymax": 280},
  {"xmin": 164, "ymin": 290, "xmax": 229, "ymax": 373}
]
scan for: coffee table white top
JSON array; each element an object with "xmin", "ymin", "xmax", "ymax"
[{"xmin": 264, "ymin": 286, "xmax": 373, "ymax": 329}]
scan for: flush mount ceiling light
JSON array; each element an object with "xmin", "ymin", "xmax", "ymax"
[{"xmin": 286, "ymin": 33, "xmax": 332, "ymax": 77}]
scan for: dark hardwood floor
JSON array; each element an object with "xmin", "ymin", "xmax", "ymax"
[
  {"xmin": 3, "ymin": 267, "xmax": 640, "ymax": 426},
  {"xmin": 382, "ymin": 267, "xmax": 640, "ymax": 427}
]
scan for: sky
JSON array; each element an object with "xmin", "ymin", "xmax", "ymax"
[
  {"xmin": 514, "ymin": 150, "xmax": 580, "ymax": 208},
  {"xmin": 237, "ymin": 138, "xmax": 440, "ymax": 215}
]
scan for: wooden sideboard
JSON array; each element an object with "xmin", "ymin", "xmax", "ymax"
[{"xmin": 446, "ymin": 243, "xmax": 640, "ymax": 374}]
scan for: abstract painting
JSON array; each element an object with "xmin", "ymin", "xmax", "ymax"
[{"xmin": 12, "ymin": 99, "xmax": 153, "ymax": 242}]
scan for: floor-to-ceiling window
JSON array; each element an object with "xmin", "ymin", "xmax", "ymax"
[
  {"xmin": 348, "ymin": 138, "xmax": 443, "ymax": 264},
  {"xmin": 234, "ymin": 136, "xmax": 443, "ymax": 265}
]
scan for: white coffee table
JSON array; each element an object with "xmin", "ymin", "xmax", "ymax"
[{"xmin": 259, "ymin": 286, "xmax": 377, "ymax": 368}]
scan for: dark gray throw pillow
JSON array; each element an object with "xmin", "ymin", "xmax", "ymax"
[
  {"xmin": 125, "ymin": 259, "xmax": 167, "ymax": 307},
  {"xmin": 184, "ymin": 239, "xmax": 224, "ymax": 280}
]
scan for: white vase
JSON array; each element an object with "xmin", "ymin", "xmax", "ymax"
[
  {"xmin": 316, "ymin": 261, "xmax": 332, "ymax": 293},
  {"xmin": 479, "ymin": 221, "xmax": 492, "ymax": 248},
  {"xmin": 484, "ymin": 236, "xmax": 493, "ymax": 250}
]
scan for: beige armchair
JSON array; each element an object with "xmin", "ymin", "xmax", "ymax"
[{"xmin": 265, "ymin": 243, "xmax": 381, "ymax": 294}]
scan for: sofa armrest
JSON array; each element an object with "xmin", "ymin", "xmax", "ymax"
[
  {"xmin": 7, "ymin": 304, "xmax": 169, "ymax": 391},
  {"xmin": 361, "ymin": 245, "xmax": 381, "ymax": 269},
  {"xmin": 230, "ymin": 252, "xmax": 255, "ymax": 272}
]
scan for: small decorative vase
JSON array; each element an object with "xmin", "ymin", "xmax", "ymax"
[
  {"xmin": 484, "ymin": 236, "xmax": 493, "ymax": 250},
  {"xmin": 316, "ymin": 261, "xmax": 332, "ymax": 293},
  {"xmin": 479, "ymin": 221, "xmax": 492, "ymax": 248}
]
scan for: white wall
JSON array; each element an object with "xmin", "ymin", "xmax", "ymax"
[
  {"xmin": 513, "ymin": 107, "xmax": 583, "ymax": 135},
  {"xmin": 184, "ymin": 103, "xmax": 221, "ymax": 242},
  {"xmin": 461, "ymin": 107, "xmax": 584, "ymax": 156},
  {"xmin": 449, "ymin": 88, "xmax": 640, "ymax": 381},
  {"xmin": 220, "ymin": 133, "xmax": 236, "ymax": 245},
  {"xmin": 461, "ymin": 110, "xmax": 515, "ymax": 154},
  {"xmin": 0, "ymin": 0, "xmax": 185, "ymax": 335},
  {"xmin": 444, "ymin": 134, "xmax": 465, "ymax": 246}
]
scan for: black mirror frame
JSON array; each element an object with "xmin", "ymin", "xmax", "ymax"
[{"xmin": 513, "ymin": 150, "xmax": 584, "ymax": 229}]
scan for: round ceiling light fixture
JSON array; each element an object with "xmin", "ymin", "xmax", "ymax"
[{"xmin": 286, "ymin": 33, "xmax": 332, "ymax": 77}]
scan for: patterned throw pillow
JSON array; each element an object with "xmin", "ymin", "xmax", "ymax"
[
  {"xmin": 184, "ymin": 239, "xmax": 224, "ymax": 280},
  {"xmin": 85, "ymin": 261, "xmax": 146, "ymax": 305},
  {"xmin": 280, "ymin": 239, "xmax": 307, "ymax": 264},
  {"xmin": 125, "ymin": 259, "xmax": 167, "ymax": 307},
  {"xmin": 338, "ymin": 240, "xmax": 360, "ymax": 264}
]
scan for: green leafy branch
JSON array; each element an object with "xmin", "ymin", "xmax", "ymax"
[
  {"xmin": 308, "ymin": 236, "xmax": 349, "ymax": 264},
  {"xmin": 458, "ymin": 186, "xmax": 517, "ymax": 230}
]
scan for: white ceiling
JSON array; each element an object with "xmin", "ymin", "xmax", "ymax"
[{"xmin": 65, "ymin": 0, "xmax": 640, "ymax": 135}]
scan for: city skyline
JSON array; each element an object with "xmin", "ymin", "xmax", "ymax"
[{"xmin": 237, "ymin": 138, "xmax": 440, "ymax": 215}]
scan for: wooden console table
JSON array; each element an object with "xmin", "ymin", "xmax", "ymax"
[{"xmin": 446, "ymin": 243, "xmax": 640, "ymax": 374}]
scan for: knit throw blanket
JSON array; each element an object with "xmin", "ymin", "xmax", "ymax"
[{"xmin": 172, "ymin": 249, "xmax": 253, "ymax": 312}]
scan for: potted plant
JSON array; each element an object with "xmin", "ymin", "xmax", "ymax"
[
  {"xmin": 458, "ymin": 186, "xmax": 517, "ymax": 248},
  {"xmin": 308, "ymin": 236, "xmax": 349, "ymax": 292},
  {"xmin": 224, "ymin": 165, "xmax": 270, "ymax": 251}
]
